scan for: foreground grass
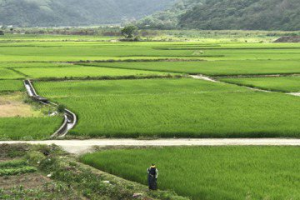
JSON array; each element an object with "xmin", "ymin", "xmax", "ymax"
[
  {"xmin": 35, "ymin": 78, "xmax": 300, "ymax": 138},
  {"xmin": 220, "ymin": 76, "xmax": 300, "ymax": 93},
  {"xmin": 81, "ymin": 146, "xmax": 300, "ymax": 200}
]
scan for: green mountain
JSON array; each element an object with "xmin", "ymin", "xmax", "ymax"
[
  {"xmin": 179, "ymin": 0, "xmax": 300, "ymax": 31},
  {"xmin": 0, "ymin": 0, "xmax": 175, "ymax": 27},
  {"xmin": 137, "ymin": 0, "xmax": 204, "ymax": 29},
  {"xmin": 139, "ymin": 0, "xmax": 300, "ymax": 31}
]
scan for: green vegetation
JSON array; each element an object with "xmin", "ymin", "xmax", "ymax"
[
  {"xmin": 1, "ymin": 41, "xmax": 300, "ymax": 62},
  {"xmin": 138, "ymin": 0, "xmax": 204, "ymax": 30},
  {"xmin": 16, "ymin": 66, "xmax": 172, "ymax": 79},
  {"xmin": 81, "ymin": 146, "xmax": 300, "ymax": 200},
  {"xmin": 83, "ymin": 60, "xmax": 300, "ymax": 76},
  {"xmin": 0, "ymin": 68, "xmax": 24, "ymax": 79},
  {"xmin": 0, "ymin": 80, "xmax": 61, "ymax": 140},
  {"xmin": 0, "ymin": 144, "xmax": 187, "ymax": 200},
  {"xmin": 0, "ymin": 159, "xmax": 37, "ymax": 176},
  {"xmin": 0, "ymin": 0, "xmax": 174, "ymax": 26},
  {"xmin": 141, "ymin": 0, "xmax": 300, "ymax": 31},
  {"xmin": 0, "ymin": 117, "xmax": 62, "ymax": 140},
  {"xmin": 221, "ymin": 76, "xmax": 300, "ymax": 93},
  {"xmin": 0, "ymin": 159, "xmax": 27, "ymax": 168},
  {"xmin": 179, "ymin": 0, "xmax": 300, "ymax": 31},
  {"xmin": 0, "ymin": 80, "xmax": 24, "ymax": 93},
  {"xmin": 35, "ymin": 78, "xmax": 300, "ymax": 138}
]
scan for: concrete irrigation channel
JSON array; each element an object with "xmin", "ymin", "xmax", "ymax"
[{"xmin": 24, "ymin": 80, "xmax": 77, "ymax": 138}]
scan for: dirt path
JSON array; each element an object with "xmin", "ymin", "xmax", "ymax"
[
  {"xmin": 2, "ymin": 139, "xmax": 300, "ymax": 155},
  {"xmin": 290, "ymin": 93, "xmax": 300, "ymax": 96}
]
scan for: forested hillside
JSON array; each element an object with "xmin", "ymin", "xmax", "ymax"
[
  {"xmin": 0, "ymin": 0, "xmax": 175, "ymax": 26},
  {"xmin": 139, "ymin": 0, "xmax": 300, "ymax": 31},
  {"xmin": 137, "ymin": 0, "xmax": 204, "ymax": 29}
]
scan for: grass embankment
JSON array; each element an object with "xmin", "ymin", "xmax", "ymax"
[
  {"xmin": 220, "ymin": 76, "xmax": 300, "ymax": 93},
  {"xmin": 35, "ymin": 78, "xmax": 300, "ymax": 138},
  {"xmin": 81, "ymin": 146, "xmax": 300, "ymax": 200},
  {"xmin": 0, "ymin": 144, "xmax": 187, "ymax": 200}
]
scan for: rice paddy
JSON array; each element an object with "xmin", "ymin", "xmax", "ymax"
[
  {"xmin": 0, "ymin": 34, "xmax": 299, "ymax": 140},
  {"xmin": 34, "ymin": 78, "xmax": 300, "ymax": 138},
  {"xmin": 0, "ymin": 32, "xmax": 300, "ymax": 199},
  {"xmin": 82, "ymin": 60, "xmax": 300, "ymax": 76},
  {"xmin": 15, "ymin": 66, "xmax": 173, "ymax": 79},
  {"xmin": 81, "ymin": 146, "xmax": 300, "ymax": 200},
  {"xmin": 220, "ymin": 76, "xmax": 300, "ymax": 93}
]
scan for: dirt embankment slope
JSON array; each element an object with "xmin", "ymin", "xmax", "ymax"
[{"xmin": 274, "ymin": 36, "xmax": 300, "ymax": 43}]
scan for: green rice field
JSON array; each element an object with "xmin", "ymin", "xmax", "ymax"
[
  {"xmin": 82, "ymin": 60, "xmax": 300, "ymax": 76},
  {"xmin": 0, "ymin": 79, "xmax": 61, "ymax": 140},
  {"xmin": 81, "ymin": 146, "xmax": 300, "ymax": 200},
  {"xmin": 220, "ymin": 76, "xmax": 300, "ymax": 93},
  {"xmin": 0, "ymin": 80, "xmax": 24, "ymax": 93},
  {"xmin": 0, "ymin": 33, "xmax": 299, "ymax": 140},
  {"xmin": 16, "ymin": 66, "xmax": 172, "ymax": 79},
  {"xmin": 35, "ymin": 78, "xmax": 300, "ymax": 138},
  {"xmin": 0, "ymin": 68, "xmax": 24, "ymax": 79}
]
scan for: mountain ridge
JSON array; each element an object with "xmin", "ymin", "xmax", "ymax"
[{"xmin": 0, "ymin": 0, "xmax": 175, "ymax": 27}]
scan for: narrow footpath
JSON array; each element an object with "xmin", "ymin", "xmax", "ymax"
[{"xmin": 2, "ymin": 139, "xmax": 300, "ymax": 155}]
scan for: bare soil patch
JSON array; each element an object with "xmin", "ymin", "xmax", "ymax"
[
  {"xmin": 274, "ymin": 36, "xmax": 300, "ymax": 43},
  {"xmin": 0, "ymin": 93, "xmax": 41, "ymax": 117},
  {"xmin": 0, "ymin": 173, "xmax": 51, "ymax": 190}
]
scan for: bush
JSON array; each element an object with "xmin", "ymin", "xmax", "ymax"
[{"xmin": 57, "ymin": 105, "xmax": 66, "ymax": 113}]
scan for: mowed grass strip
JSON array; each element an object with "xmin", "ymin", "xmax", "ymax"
[
  {"xmin": 83, "ymin": 60, "xmax": 300, "ymax": 76},
  {"xmin": 220, "ymin": 76, "xmax": 300, "ymax": 93},
  {"xmin": 35, "ymin": 78, "xmax": 300, "ymax": 138},
  {"xmin": 16, "ymin": 66, "xmax": 173, "ymax": 79},
  {"xmin": 0, "ymin": 68, "xmax": 24, "ymax": 79},
  {"xmin": 80, "ymin": 146, "xmax": 300, "ymax": 200}
]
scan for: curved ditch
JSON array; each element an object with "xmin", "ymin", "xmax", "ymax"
[{"xmin": 24, "ymin": 80, "xmax": 77, "ymax": 138}]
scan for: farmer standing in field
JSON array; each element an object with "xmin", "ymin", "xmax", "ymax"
[{"xmin": 147, "ymin": 164, "xmax": 158, "ymax": 190}]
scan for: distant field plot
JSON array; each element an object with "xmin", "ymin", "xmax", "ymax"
[
  {"xmin": 0, "ymin": 68, "xmax": 24, "ymax": 79},
  {"xmin": 35, "ymin": 78, "xmax": 300, "ymax": 138},
  {"xmin": 81, "ymin": 146, "xmax": 300, "ymax": 200},
  {"xmin": 0, "ymin": 62, "xmax": 73, "ymax": 68},
  {"xmin": 220, "ymin": 76, "xmax": 300, "ymax": 93},
  {"xmin": 16, "ymin": 66, "xmax": 172, "ymax": 79},
  {"xmin": 0, "ymin": 80, "xmax": 24, "ymax": 93},
  {"xmin": 0, "ymin": 41, "xmax": 300, "ymax": 62},
  {"xmin": 84, "ymin": 60, "xmax": 300, "ymax": 76},
  {"xmin": 0, "ymin": 117, "xmax": 61, "ymax": 140}
]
